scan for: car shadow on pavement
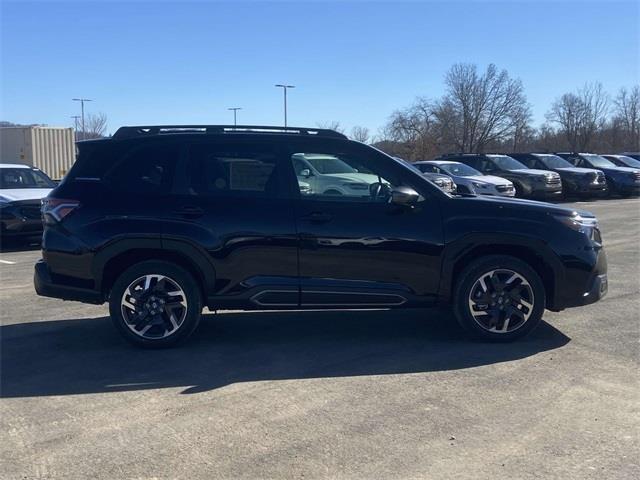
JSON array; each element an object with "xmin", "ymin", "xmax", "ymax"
[{"xmin": 0, "ymin": 308, "xmax": 570, "ymax": 398}]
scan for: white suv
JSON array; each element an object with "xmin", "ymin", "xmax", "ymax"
[
  {"xmin": 292, "ymin": 153, "xmax": 382, "ymax": 196},
  {"xmin": 0, "ymin": 163, "xmax": 55, "ymax": 239}
]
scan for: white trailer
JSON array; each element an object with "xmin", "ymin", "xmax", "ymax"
[{"xmin": 0, "ymin": 126, "xmax": 76, "ymax": 180}]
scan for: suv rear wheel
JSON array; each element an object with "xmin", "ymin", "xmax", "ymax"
[
  {"xmin": 453, "ymin": 255, "xmax": 545, "ymax": 342},
  {"xmin": 108, "ymin": 260, "xmax": 202, "ymax": 348}
]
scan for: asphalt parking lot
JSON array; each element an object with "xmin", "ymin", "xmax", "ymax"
[{"xmin": 1, "ymin": 198, "xmax": 639, "ymax": 480}]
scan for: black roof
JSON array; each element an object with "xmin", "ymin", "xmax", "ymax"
[{"xmin": 111, "ymin": 125, "xmax": 347, "ymax": 140}]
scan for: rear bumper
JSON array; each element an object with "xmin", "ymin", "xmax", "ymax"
[{"xmin": 34, "ymin": 260, "xmax": 104, "ymax": 304}]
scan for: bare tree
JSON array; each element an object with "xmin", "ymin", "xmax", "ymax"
[
  {"xmin": 80, "ymin": 112, "xmax": 108, "ymax": 140},
  {"xmin": 350, "ymin": 125, "xmax": 370, "ymax": 143},
  {"xmin": 614, "ymin": 86, "xmax": 640, "ymax": 149},
  {"xmin": 439, "ymin": 63, "xmax": 531, "ymax": 153},
  {"xmin": 547, "ymin": 83, "xmax": 608, "ymax": 151},
  {"xmin": 384, "ymin": 97, "xmax": 440, "ymax": 159}
]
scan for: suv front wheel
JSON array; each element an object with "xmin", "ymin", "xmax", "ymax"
[
  {"xmin": 453, "ymin": 255, "xmax": 545, "ymax": 342},
  {"xmin": 109, "ymin": 260, "xmax": 202, "ymax": 347}
]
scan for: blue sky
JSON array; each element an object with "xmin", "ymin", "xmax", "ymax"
[{"xmin": 1, "ymin": 0, "xmax": 638, "ymax": 137}]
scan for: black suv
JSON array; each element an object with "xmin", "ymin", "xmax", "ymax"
[
  {"xmin": 556, "ymin": 153, "xmax": 640, "ymax": 197},
  {"xmin": 509, "ymin": 153, "xmax": 608, "ymax": 197},
  {"xmin": 35, "ymin": 125, "xmax": 607, "ymax": 347},
  {"xmin": 440, "ymin": 154, "xmax": 562, "ymax": 199}
]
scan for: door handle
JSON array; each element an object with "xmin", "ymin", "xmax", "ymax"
[
  {"xmin": 174, "ymin": 206, "xmax": 205, "ymax": 218},
  {"xmin": 301, "ymin": 212, "xmax": 333, "ymax": 223}
]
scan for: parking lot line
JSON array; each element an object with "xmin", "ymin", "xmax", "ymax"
[{"xmin": 0, "ymin": 259, "xmax": 17, "ymax": 265}]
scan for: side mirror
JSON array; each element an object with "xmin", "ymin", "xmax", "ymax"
[
  {"xmin": 299, "ymin": 168, "xmax": 312, "ymax": 178},
  {"xmin": 390, "ymin": 186, "xmax": 420, "ymax": 206}
]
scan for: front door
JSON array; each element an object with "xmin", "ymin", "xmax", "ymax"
[{"xmin": 284, "ymin": 138, "xmax": 444, "ymax": 307}]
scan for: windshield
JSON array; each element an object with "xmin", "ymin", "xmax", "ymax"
[
  {"xmin": 438, "ymin": 162, "xmax": 481, "ymax": 176},
  {"xmin": 0, "ymin": 168, "xmax": 55, "ymax": 189},
  {"xmin": 534, "ymin": 154, "xmax": 573, "ymax": 169},
  {"xmin": 582, "ymin": 154, "xmax": 616, "ymax": 168},
  {"xmin": 305, "ymin": 156, "xmax": 357, "ymax": 174},
  {"xmin": 615, "ymin": 155, "xmax": 640, "ymax": 168},
  {"xmin": 487, "ymin": 155, "xmax": 527, "ymax": 170}
]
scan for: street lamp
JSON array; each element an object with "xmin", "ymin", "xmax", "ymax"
[
  {"xmin": 72, "ymin": 98, "xmax": 92, "ymax": 138},
  {"xmin": 227, "ymin": 107, "xmax": 242, "ymax": 126},
  {"xmin": 275, "ymin": 84, "xmax": 295, "ymax": 127}
]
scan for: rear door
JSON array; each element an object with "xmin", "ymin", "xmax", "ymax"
[{"xmin": 165, "ymin": 138, "xmax": 299, "ymax": 307}]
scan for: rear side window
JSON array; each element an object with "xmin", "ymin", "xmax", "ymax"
[
  {"xmin": 186, "ymin": 143, "xmax": 280, "ymax": 197},
  {"xmin": 106, "ymin": 144, "xmax": 178, "ymax": 195},
  {"xmin": 517, "ymin": 156, "xmax": 535, "ymax": 168},
  {"xmin": 416, "ymin": 164, "xmax": 438, "ymax": 173},
  {"xmin": 460, "ymin": 156, "xmax": 481, "ymax": 170}
]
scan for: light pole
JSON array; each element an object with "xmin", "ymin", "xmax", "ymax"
[
  {"xmin": 227, "ymin": 107, "xmax": 242, "ymax": 126},
  {"xmin": 275, "ymin": 84, "xmax": 295, "ymax": 127},
  {"xmin": 70, "ymin": 115, "xmax": 80, "ymax": 140},
  {"xmin": 72, "ymin": 98, "xmax": 92, "ymax": 139}
]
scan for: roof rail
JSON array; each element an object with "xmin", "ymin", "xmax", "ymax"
[{"xmin": 112, "ymin": 125, "xmax": 348, "ymax": 140}]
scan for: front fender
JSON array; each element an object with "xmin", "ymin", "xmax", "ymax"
[{"xmin": 438, "ymin": 232, "xmax": 565, "ymax": 304}]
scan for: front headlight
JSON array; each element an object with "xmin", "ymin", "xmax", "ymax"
[{"xmin": 554, "ymin": 214, "xmax": 599, "ymax": 239}]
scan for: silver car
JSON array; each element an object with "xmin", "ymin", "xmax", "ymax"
[{"xmin": 414, "ymin": 160, "xmax": 515, "ymax": 196}]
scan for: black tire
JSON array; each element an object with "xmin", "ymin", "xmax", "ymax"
[
  {"xmin": 453, "ymin": 255, "xmax": 545, "ymax": 342},
  {"xmin": 108, "ymin": 260, "xmax": 202, "ymax": 348},
  {"xmin": 513, "ymin": 183, "xmax": 526, "ymax": 198}
]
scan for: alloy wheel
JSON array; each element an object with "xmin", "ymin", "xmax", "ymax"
[
  {"xmin": 467, "ymin": 269, "xmax": 535, "ymax": 333},
  {"xmin": 120, "ymin": 274, "xmax": 188, "ymax": 339}
]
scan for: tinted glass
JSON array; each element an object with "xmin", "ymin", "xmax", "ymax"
[
  {"xmin": 534, "ymin": 154, "xmax": 574, "ymax": 169},
  {"xmin": 438, "ymin": 162, "xmax": 481, "ymax": 176},
  {"xmin": 486, "ymin": 155, "xmax": 527, "ymax": 170},
  {"xmin": 188, "ymin": 143, "xmax": 279, "ymax": 197},
  {"xmin": 614, "ymin": 155, "xmax": 640, "ymax": 168},
  {"xmin": 582, "ymin": 154, "xmax": 616, "ymax": 168},
  {"xmin": 415, "ymin": 163, "xmax": 439, "ymax": 173},
  {"xmin": 301, "ymin": 155, "xmax": 356, "ymax": 174},
  {"xmin": 291, "ymin": 148, "xmax": 413, "ymax": 203},
  {"xmin": 456, "ymin": 156, "xmax": 482, "ymax": 169},
  {"xmin": 0, "ymin": 168, "xmax": 55, "ymax": 189},
  {"xmin": 106, "ymin": 144, "xmax": 177, "ymax": 194}
]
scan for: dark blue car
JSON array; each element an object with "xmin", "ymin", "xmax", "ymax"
[{"xmin": 556, "ymin": 153, "xmax": 640, "ymax": 196}]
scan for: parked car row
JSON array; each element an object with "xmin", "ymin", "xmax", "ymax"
[{"xmin": 405, "ymin": 152, "xmax": 640, "ymax": 199}]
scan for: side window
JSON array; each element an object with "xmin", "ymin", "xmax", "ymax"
[
  {"xmin": 518, "ymin": 157, "xmax": 534, "ymax": 168},
  {"xmin": 480, "ymin": 158, "xmax": 496, "ymax": 172},
  {"xmin": 565, "ymin": 155, "xmax": 580, "ymax": 167},
  {"xmin": 461, "ymin": 157, "xmax": 480, "ymax": 170},
  {"xmin": 416, "ymin": 164, "xmax": 437, "ymax": 173},
  {"xmin": 187, "ymin": 143, "xmax": 280, "ymax": 197},
  {"xmin": 106, "ymin": 144, "xmax": 177, "ymax": 195},
  {"xmin": 290, "ymin": 148, "xmax": 409, "ymax": 203}
]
